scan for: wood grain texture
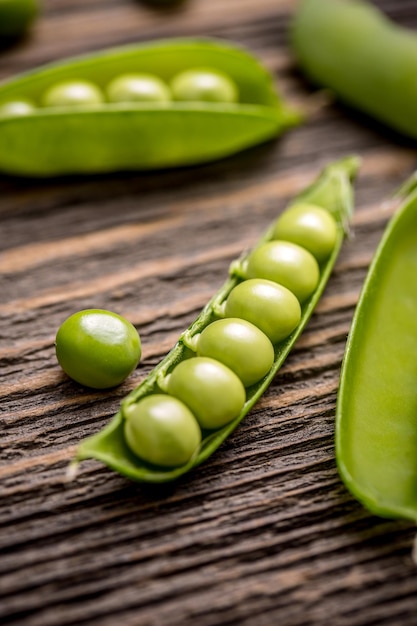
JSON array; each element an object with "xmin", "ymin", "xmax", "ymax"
[{"xmin": 2, "ymin": 1, "xmax": 417, "ymax": 624}]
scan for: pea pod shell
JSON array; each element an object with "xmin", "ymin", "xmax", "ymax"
[
  {"xmin": 0, "ymin": 38, "xmax": 300, "ymax": 176},
  {"xmin": 0, "ymin": 0, "xmax": 38, "ymax": 38},
  {"xmin": 336, "ymin": 184, "xmax": 417, "ymax": 521},
  {"xmin": 291, "ymin": 0, "xmax": 417, "ymax": 139},
  {"xmin": 74, "ymin": 155, "xmax": 360, "ymax": 483}
]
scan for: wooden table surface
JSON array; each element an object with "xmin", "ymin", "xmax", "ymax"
[{"xmin": 2, "ymin": 1, "xmax": 417, "ymax": 624}]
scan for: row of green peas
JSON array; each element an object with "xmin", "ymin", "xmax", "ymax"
[
  {"xmin": 0, "ymin": 68, "xmax": 239, "ymax": 117},
  {"xmin": 123, "ymin": 202, "xmax": 338, "ymax": 468}
]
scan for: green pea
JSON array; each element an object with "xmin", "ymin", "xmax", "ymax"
[
  {"xmin": 272, "ymin": 203, "xmax": 337, "ymax": 263},
  {"xmin": 167, "ymin": 356, "xmax": 246, "ymax": 429},
  {"xmin": 55, "ymin": 309, "xmax": 141, "ymax": 389},
  {"xmin": 42, "ymin": 80, "xmax": 104, "ymax": 108},
  {"xmin": 171, "ymin": 68, "xmax": 238, "ymax": 103},
  {"xmin": 196, "ymin": 318, "xmax": 274, "ymax": 387},
  {"xmin": 0, "ymin": 0, "xmax": 38, "ymax": 38},
  {"xmin": 225, "ymin": 278, "xmax": 301, "ymax": 344},
  {"xmin": 106, "ymin": 73, "xmax": 171, "ymax": 103},
  {"xmin": 124, "ymin": 394, "xmax": 201, "ymax": 467},
  {"xmin": 0, "ymin": 99, "xmax": 35, "ymax": 116},
  {"xmin": 245, "ymin": 240, "xmax": 320, "ymax": 303}
]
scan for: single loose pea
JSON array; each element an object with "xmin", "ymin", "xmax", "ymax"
[
  {"xmin": 225, "ymin": 278, "xmax": 301, "ymax": 344},
  {"xmin": 55, "ymin": 309, "xmax": 141, "ymax": 389},
  {"xmin": 196, "ymin": 318, "xmax": 274, "ymax": 387},
  {"xmin": 0, "ymin": 0, "xmax": 38, "ymax": 38},
  {"xmin": 42, "ymin": 80, "xmax": 104, "ymax": 108},
  {"xmin": 171, "ymin": 68, "xmax": 238, "ymax": 103},
  {"xmin": 0, "ymin": 99, "xmax": 35, "ymax": 116},
  {"xmin": 123, "ymin": 394, "xmax": 201, "ymax": 467},
  {"xmin": 273, "ymin": 203, "xmax": 338, "ymax": 263},
  {"xmin": 106, "ymin": 73, "xmax": 171, "ymax": 103},
  {"xmin": 166, "ymin": 357, "xmax": 246, "ymax": 429},
  {"xmin": 245, "ymin": 240, "xmax": 320, "ymax": 303}
]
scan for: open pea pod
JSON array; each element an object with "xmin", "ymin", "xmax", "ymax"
[
  {"xmin": 72, "ymin": 155, "xmax": 360, "ymax": 483},
  {"xmin": 336, "ymin": 178, "xmax": 417, "ymax": 521},
  {"xmin": 0, "ymin": 38, "xmax": 301, "ymax": 177}
]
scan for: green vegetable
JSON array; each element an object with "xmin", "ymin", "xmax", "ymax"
[
  {"xmin": 292, "ymin": 0, "xmax": 417, "ymax": 139},
  {"xmin": 0, "ymin": 98, "xmax": 35, "ymax": 115},
  {"xmin": 243, "ymin": 240, "xmax": 320, "ymax": 303},
  {"xmin": 194, "ymin": 318, "xmax": 274, "ymax": 387},
  {"xmin": 272, "ymin": 203, "xmax": 337, "ymax": 263},
  {"xmin": 223, "ymin": 279, "xmax": 301, "ymax": 344},
  {"xmin": 0, "ymin": 0, "xmax": 37, "ymax": 38},
  {"xmin": 71, "ymin": 155, "xmax": 359, "ymax": 483},
  {"xmin": 336, "ymin": 176, "xmax": 417, "ymax": 521},
  {"xmin": 106, "ymin": 73, "xmax": 171, "ymax": 103},
  {"xmin": 171, "ymin": 68, "xmax": 238, "ymax": 103},
  {"xmin": 0, "ymin": 37, "xmax": 301, "ymax": 177},
  {"xmin": 124, "ymin": 395, "xmax": 201, "ymax": 468},
  {"xmin": 165, "ymin": 357, "xmax": 246, "ymax": 429},
  {"xmin": 42, "ymin": 80, "xmax": 105, "ymax": 108},
  {"xmin": 56, "ymin": 309, "xmax": 141, "ymax": 389}
]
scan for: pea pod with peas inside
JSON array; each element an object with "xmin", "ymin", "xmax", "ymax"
[
  {"xmin": 336, "ymin": 176, "xmax": 417, "ymax": 521},
  {"xmin": 0, "ymin": 37, "xmax": 301, "ymax": 177},
  {"xmin": 70, "ymin": 155, "xmax": 360, "ymax": 483},
  {"xmin": 292, "ymin": 0, "xmax": 417, "ymax": 140}
]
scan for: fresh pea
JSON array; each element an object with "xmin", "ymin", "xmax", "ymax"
[
  {"xmin": 72, "ymin": 156, "xmax": 359, "ymax": 483},
  {"xmin": 223, "ymin": 279, "xmax": 301, "ymax": 344},
  {"xmin": 193, "ymin": 319, "xmax": 274, "ymax": 387},
  {"xmin": 165, "ymin": 357, "xmax": 246, "ymax": 429},
  {"xmin": 0, "ymin": 38, "xmax": 301, "ymax": 176},
  {"xmin": 336, "ymin": 175, "xmax": 417, "ymax": 521},
  {"xmin": 56, "ymin": 309, "xmax": 141, "ymax": 389},
  {"xmin": 0, "ymin": 0, "xmax": 38, "ymax": 38},
  {"xmin": 292, "ymin": 0, "xmax": 417, "ymax": 140},
  {"xmin": 106, "ymin": 73, "xmax": 171, "ymax": 103},
  {"xmin": 243, "ymin": 240, "xmax": 320, "ymax": 303},
  {"xmin": 272, "ymin": 203, "xmax": 337, "ymax": 263},
  {"xmin": 171, "ymin": 68, "xmax": 238, "ymax": 103},
  {"xmin": 42, "ymin": 80, "xmax": 105, "ymax": 108},
  {"xmin": 0, "ymin": 99, "xmax": 35, "ymax": 116},
  {"xmin": 124, "ymin": 395, "xmax": 201, "ymax": 468}
]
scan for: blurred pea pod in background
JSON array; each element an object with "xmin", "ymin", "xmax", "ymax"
[
  {"xmin": 0, "ymin": 38, "xmax": 302, "ymax": 176},
  {"xmin": 0, "ymin": 0, "xmax": 38, "ymax": 40},
  {"xmin": 292, "ymin": 0, "xmax": 417, "ymax": 140}
]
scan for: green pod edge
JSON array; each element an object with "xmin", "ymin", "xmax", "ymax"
[
  {"xmin": 291, "ymin": 0, "xmax": 417, "ymax": 139},
  {"xmin": 72, "ymin": 155, "xmax": 360, "ymax": 483},
  {"xmin": 0, "ymin": 37, "xmax": 301, "ymax": 177},
  {"xmin": 336, "ymin": 178, "xmax": 417, "ymax": 522}
]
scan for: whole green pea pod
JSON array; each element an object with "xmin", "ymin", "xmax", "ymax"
[
  {"xmin": 292, "ymin": 0, "xmax": 417, "ymax": 139},
  {"xmin": 71, "ymin": 155, "xmax": 360, "ymax": 483},
  {"xmin": 336, "ymin": 174, "xmax": 417, "ymax": 521},
  {"xmin": 0, "ymin": 38, "xmax": 301, "ymax": 177}
]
